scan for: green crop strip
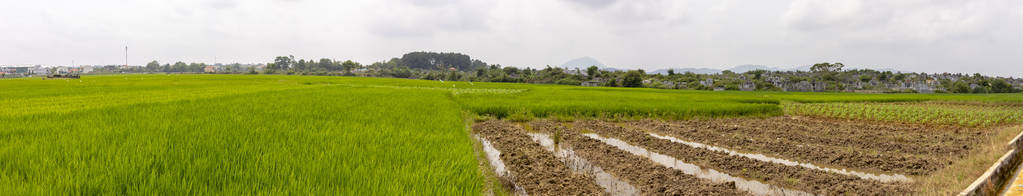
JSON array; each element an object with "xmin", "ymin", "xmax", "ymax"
[{"xmin": 784, "ymin": 101, "xmax": 1023, "ymax": 127}]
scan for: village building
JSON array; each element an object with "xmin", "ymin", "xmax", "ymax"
[
  {"xmin": 739, "ymin": 80, "xmax": 755, "ymax": 91},
  {"xmin": 699, "ymin": 78, "xmax": 714, "ymax": 87}
]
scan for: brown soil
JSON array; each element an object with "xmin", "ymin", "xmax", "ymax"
[
  {"xmin": 576, "ymin": 120, "xmax": 913, "ymax": 195},
  {"xmin": 630, "ymin": 116, "xmax": 986, "ymax": 175},
  {"xmin": 529, "ymin": 120, "xmax": 748, "ymax": 196},
  {"xmin": 472, "ymin": 120, "xmax": 606, "ymax": 195}
]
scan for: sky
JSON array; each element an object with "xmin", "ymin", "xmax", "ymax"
[{"xmin": 1, "ymin": 0, "xmax": 1022, "ymax": 77}]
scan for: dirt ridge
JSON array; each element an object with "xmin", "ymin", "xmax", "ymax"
[
  {"xmin": 530, "ymin": 120, "xmax": 748, "ymax": 196},
  {"xmin": 473, "ymin": 120, "xmax": 606, "ymax": 195},
  {"xmin": 629, "ymin": 116, "xmax": 975, "ymax": 175},
  {"xmin": 578, "ymin": 120, "xmax": 912, "ymax": 195}
]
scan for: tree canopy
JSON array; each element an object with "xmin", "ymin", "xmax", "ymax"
[{"xmin": 399, "ymin": 52, "xmax": 485, "ymax": 71}]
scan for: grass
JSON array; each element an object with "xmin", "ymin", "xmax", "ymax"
[
  {"xmin": 2, "ymin": 74, "xmax": 1022, "ymax": 194},
  {"xmin": 914, "ymin": 125, "xmax": 1023, "ymax": 195}
]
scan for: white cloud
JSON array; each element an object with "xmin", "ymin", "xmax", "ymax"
[
  {"xmin": 0, "ymin": 0, "xmax": 1021, "ymax": 77},
  {"xmin": 782, "ymin": 0, "xmax": 1005, "ymax": 44}
]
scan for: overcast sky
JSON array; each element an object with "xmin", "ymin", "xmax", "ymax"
[{"xmin": 2, "ymin": 0, "xmax": 1022, "ymax": 77}]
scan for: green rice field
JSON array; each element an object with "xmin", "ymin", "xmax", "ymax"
[{"xmin": 2, "ymin": 74, "xmax": 1022, "ymax": 194}]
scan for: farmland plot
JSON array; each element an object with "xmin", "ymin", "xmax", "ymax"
[{"xmin": 473, "ymin": 112, "xmax": 1018, "ymax": 195}]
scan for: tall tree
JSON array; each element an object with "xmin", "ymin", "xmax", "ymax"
[
  {"xmin": 171, "ymin": 62, "xmax": 187, "ymax": 72},
  {"xmin": 146, "ymin": 61, "xmax": 160, "ymax": 72},
  {"xmin": 341, "ymin": 60, "xmax": 361, "ymax": 74},
  {"xmin": 274, "ymin": 55, "xmax": 294, "ymax": 71},
  {"xmin": 810, "ymin": 62, "xmax": 844, "ymax": 73},
  {"xmin": 587, "ymin": 66, "xmax": 600, "ymax": 79},
  {"xmin": 622, "ymin": 70, "xmax": 644, "ymax": 87},
  {"xmin": 399, "ymin": 52, "xmax": 476, "ymax": 71},
  {"xmin": 811, "ymin": 62, "xmax": 844, "ymax": 81},
  {"xmin": 318, "ymin": 58, "xmax": 333, "ymax": 71}
]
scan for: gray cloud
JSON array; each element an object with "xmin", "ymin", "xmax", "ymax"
[
  {"xmin": 207, "ymin": 0, "xmax": 237, "ymax": 9},
  {"xmin": 565, "ymin": 0, "xmax": 618, "ymax": 9},
  {"xmin": 368, "ymin": 0, "xmax": 493, "ymax": 37}
]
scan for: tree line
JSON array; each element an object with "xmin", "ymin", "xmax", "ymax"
[{"xmin": 137, "ymin": 52, "xmax": 1020, "ymax": 94}]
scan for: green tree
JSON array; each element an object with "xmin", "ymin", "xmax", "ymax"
[
  {"xmin": 341, "ymin": 60, "xmax": 361, "ymax": 75},
  {"xmin": 317, "ymin": 58, "xmax": 333, "ymax": 71},
  {"xmin": 587, "ymin": 66, "xmax": 600, "ymax": 79},
  {"xmin": 622, "ymin": 70, "xmax": 644, "ymax": 87},
  {"xmin": 991, "ymin": 79, "xmax": 1013, "ymax": 93},
  {"xmin": 859, "ymin": 75, "xmax": 872, "ymax": 83},
  {"xmin": 446, "ymin": 71, "xmax": 460, "ymax": 81},
  {"xmin": 265, "ymin": 63, "xmax": 277, "ymax": 74},
  {"xmin": 810, "ymin": 62, "xmax": 844, "ymax": 73},
  {"xmin": 172, "ymin": 62, "xmax": 187, "ymax": 72},
  {"xmin": 503, "ymin": 66, "xmax": 519, "ymax": 76},
  {"xmin": 748, "ymin": 70, "xmax": 766, "ymax": 80},
  {"xmin": 295, "ymin": 59, "xmax": 307, "ymax": 71},
  {"xmin": 811, "ymin": 62, "xmax": 844, "ymax": 81},
  {"xmin": 273, "ymin": 55, "xmax": 294, "ymax": 71},
  {"xmin": 146, "ymin": 61, "xmax": 160, "ymax": 72}
]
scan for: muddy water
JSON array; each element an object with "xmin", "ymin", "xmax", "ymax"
[
  {"xmin": 583, "ymin": 133, "xmax": 813, "ymax": 196},
  {"xmin": 526, "ymin": 133, "xmax": 640, "ymax": 196},
  {"xmin": 474, "ymin": 135, "xmax": 528, "ymax": 195},
  {"xmin": 647, "ymin": 133, "xmax": 912, "ymax": 183}
]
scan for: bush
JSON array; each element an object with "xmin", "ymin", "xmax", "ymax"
[{"xmin": 555, "ymin": 78, "xmax": 581, "ymax": 85}]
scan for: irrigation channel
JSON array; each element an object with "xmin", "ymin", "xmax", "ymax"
[
  {"xmin": 1002, "ymin": 164, "xmax": 1023, "ymax": 196},
  {"xmin": 470, "ymin": 116, "xmax": 948, "ymax": 195}
]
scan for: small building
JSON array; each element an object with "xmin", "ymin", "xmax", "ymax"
[
  {"xmin": 788, "ymin": 81, "xmax": 813, "ymax": 92},
  {"xmin": 32, "ymin": 66, "xmax": 49, "ymax": 76},
  {"xmin": 699, "ymin": 78, "xmax": 714, "ymax": 87},
  {"xmin": 581, "ymin": 80, "xmax": 601, "ymax": 87},
  {"xmin": 812, "ymin": 81, "xmax": 827, "ymax": 92},
  {"xmin": 204, "ymin": 66, "xmax": 217, "ymax": 73},
  {"xmin": 55, "ymin": 67, "xmax": 69, "ymax": 74},
  {"xmin": 661, "ymin": 81, "xmax": 676, "ymax": 88},
  {"xmin": 739, "ymin": 81, "xmax": 755, "ymax": 91},
  {"xmin": 81, "ymin": 66, "xmax": 94, "ymax": 73}
]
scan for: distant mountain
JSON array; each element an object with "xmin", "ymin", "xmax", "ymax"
[
  {"xmin": 650, "ymin": 64, "xmax": 813, "ymax": 75},
  {"xmin": 727, "ymin": 65, "xmax": 779, "ymax": 73},
  {"xmin": 561, "ymin": 57, "xmax": 607, "ymax": 70},
  {"xmin": 790, "ymin": 65, "xmax": 812, "ymax": 72},
  {"xmin": 650, "ymin": 68, "xmax": 721, "ymax": 75},
  {"xmin": 564, "ymin": 60, "xmax": 903, "ymax": 75}
]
